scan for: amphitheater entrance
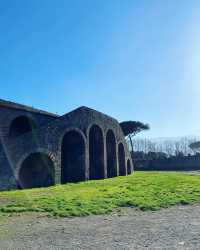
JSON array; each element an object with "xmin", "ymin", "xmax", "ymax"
[
  {"xmin": 118, "ymin": 143, "xmax": 126, "ymax": 176},
  {"xmin": 10, "ymin": 116, "xmax": 36, "ymax": 137},
  {"xmin": 89, "ymin": 125, "xmax": 105, "ymax": 180},
  {"xmin": 18, "ymin": 153, "xmax": 55, "ymax": 189},
  {"xmin": 61, "ymin": 130, "xmax": 86, "ymax": 183},
  {"xmin": 106, "ymin": 130, "xmax": 117, "ymax": 178}
]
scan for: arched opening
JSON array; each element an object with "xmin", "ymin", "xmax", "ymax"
[
  {"xmin": 61, "ymin": 130, "xmax": 85, "ymax": 183},
  {"xmin": 127, "ymin": 159, "xmax": 132, "ymax": 175},
  {"xmin": 89, "ymin": 125, "xmax": 105, "ymax": 180},
  {"xmin": 18, "ymin": 153, "xmax": 55, "ymax": 189},
  {"xmin": 118, "ymin": 143, "xmax": 126, "ymax": 176},
  {"xmin": 106, "ymin": 130, "xmax": 117, "ymax": 178},
  {"xmin": 10, "ymin": 116, "xmax": 37, "ymax": 137}
]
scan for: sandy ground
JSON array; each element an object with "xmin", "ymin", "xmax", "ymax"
[{"xmin": 0, "ymin": 204, "xmax": 200, "ymax": 250}]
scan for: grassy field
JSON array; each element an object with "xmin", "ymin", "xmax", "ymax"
[{"xmin": 0, "ymin": 172, "xmax": 200, "ymax": 217}]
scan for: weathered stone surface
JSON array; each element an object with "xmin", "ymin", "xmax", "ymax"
[
  {"xmin": 0, "ymin": 100, "xmax": 133, "ymax": 190},
  {"xmin": 134, "ymin": 156, "xmax": 200, "ymax": 171}
]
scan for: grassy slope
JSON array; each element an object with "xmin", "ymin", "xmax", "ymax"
[{"xmin": 0, "ymin": 172, "xmax": 200, "ymax": 217}]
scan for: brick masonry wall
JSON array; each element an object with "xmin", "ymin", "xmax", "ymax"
[
  {"xmin": 134, "ymin": 156, "xmax": 200, "ymax": 171},
  {"xmin": 0, "ymin": 106, "xmax": 57, "ymax": 138},
  {"xmin": 0, "ymin": 106, "xmax": 57, "ymax": 190},
  {"xmin": 0, "ymin": 106, "xmax": 133, "ymax": 190}
]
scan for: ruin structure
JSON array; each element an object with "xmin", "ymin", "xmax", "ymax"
[{"xmin": 0, "ymin": 99, "xmax": 133, "ymax": 190}]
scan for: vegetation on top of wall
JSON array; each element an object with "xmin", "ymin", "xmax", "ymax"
[{"xmin": 0, "ymin": 172, "xmax": 200, "ymax": 217}]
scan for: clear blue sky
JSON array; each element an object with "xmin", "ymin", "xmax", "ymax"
[{"xmin": 0, "ymin": 0, "xmax": 200, "ymax": 138}]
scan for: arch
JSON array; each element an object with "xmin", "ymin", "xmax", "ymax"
[
  {"xmin": 18, "ymin": 152, "xmax": 55, "ymax": 189},
  {"xmin": 10, "ymin": 116, "xmax": 37, "ymax": 137},
  {"xmin": 89, "ymin": 124, "xmax": 105, "ymax": 180},
  {"xmin": 118, "ymin": 143, "xmax": 126, "ymax": 176},
  {"xmin": 106, "ymin": 129, "xmax": 117, "ymax": 178},
  {"xmin": 61, "ymin": 130, "xmax": 86, "ymax": 183},
  {"xmin": 127, "ymin": 159, "xmax": 132, "ymax": 175}
]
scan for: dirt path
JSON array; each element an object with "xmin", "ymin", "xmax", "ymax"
[{"xmin": 0, "ymin": 205, "xmax": 200, "ymax": 250}]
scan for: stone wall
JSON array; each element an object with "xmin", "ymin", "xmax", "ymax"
[
  {"xmin": 134, "ymin": 155, "xmax": 200, "ymax": 171},
  {"xmin": 0, "ymin": 105, "xmax": 133, "ymax": 190},
  {"xmin": 0, "ymin": 142, "xmax": 16, "ymax": 190},
  {"xmin": 0, "ymin": 105, "xmax": 58, "ymax": 190},
  {"xmin": 0, "ymin": 105, "xmax": 57, "ymax": 138}
]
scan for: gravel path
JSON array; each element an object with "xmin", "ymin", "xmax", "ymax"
[{"xmin": 0, "ymin": 205, "xmax": 200, "ymax": 250}]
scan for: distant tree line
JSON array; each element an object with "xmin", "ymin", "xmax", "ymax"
[
  {"xmin": 189, "ymin": 141, "xmax": 200, "ymax": 154},
  {"xmin": 120, "ymin": 120, "xmax": 199, "ymax": 158},
  {"xmin": 129, "ymin": 137, "xmax": 199, "ymax": 157}
]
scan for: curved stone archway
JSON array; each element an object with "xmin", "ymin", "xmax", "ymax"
[
  {"xmin": 89, "ymin": 124, "xmax": 105, "ymax": 180},
  {"xmin": 118, "ymin": 143, "xmax": 126, "ymax": 176},
  {"xmin": 18, "ymin": 152, "xmax": 55, "ymax": 189},
  {"xmin": 106, "ymin": 129, "xmax": 117, "ymax": 178},
  {"xmin": 61, "ymin": 130, "xmax": 86, "ymax": 183},
  {"xmin": 10, "ymin": 116, "xmax": 37, "ymax": 137}
]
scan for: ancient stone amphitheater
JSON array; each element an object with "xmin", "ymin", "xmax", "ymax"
[{"xmin": 0, "ymin": 99, "xmax": 133, "ymax": 190}]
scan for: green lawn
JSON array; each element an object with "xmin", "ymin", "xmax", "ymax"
[{"xmin": 0, "ymin": 172, "xmax": 200, "ymax": 217}]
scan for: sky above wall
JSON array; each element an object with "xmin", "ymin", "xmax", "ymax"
[{"xmin": 0, "ymin": 0, "xmax": 200, "ymax": 138}]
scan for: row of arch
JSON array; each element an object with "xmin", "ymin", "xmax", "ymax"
[
  {"xmin": 17, "ymin": 124, "xmax": 132, "ymax": 189},
  {"xmin": 61, "ymin": 126, "xmax": 132, "ymax": 183}
]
